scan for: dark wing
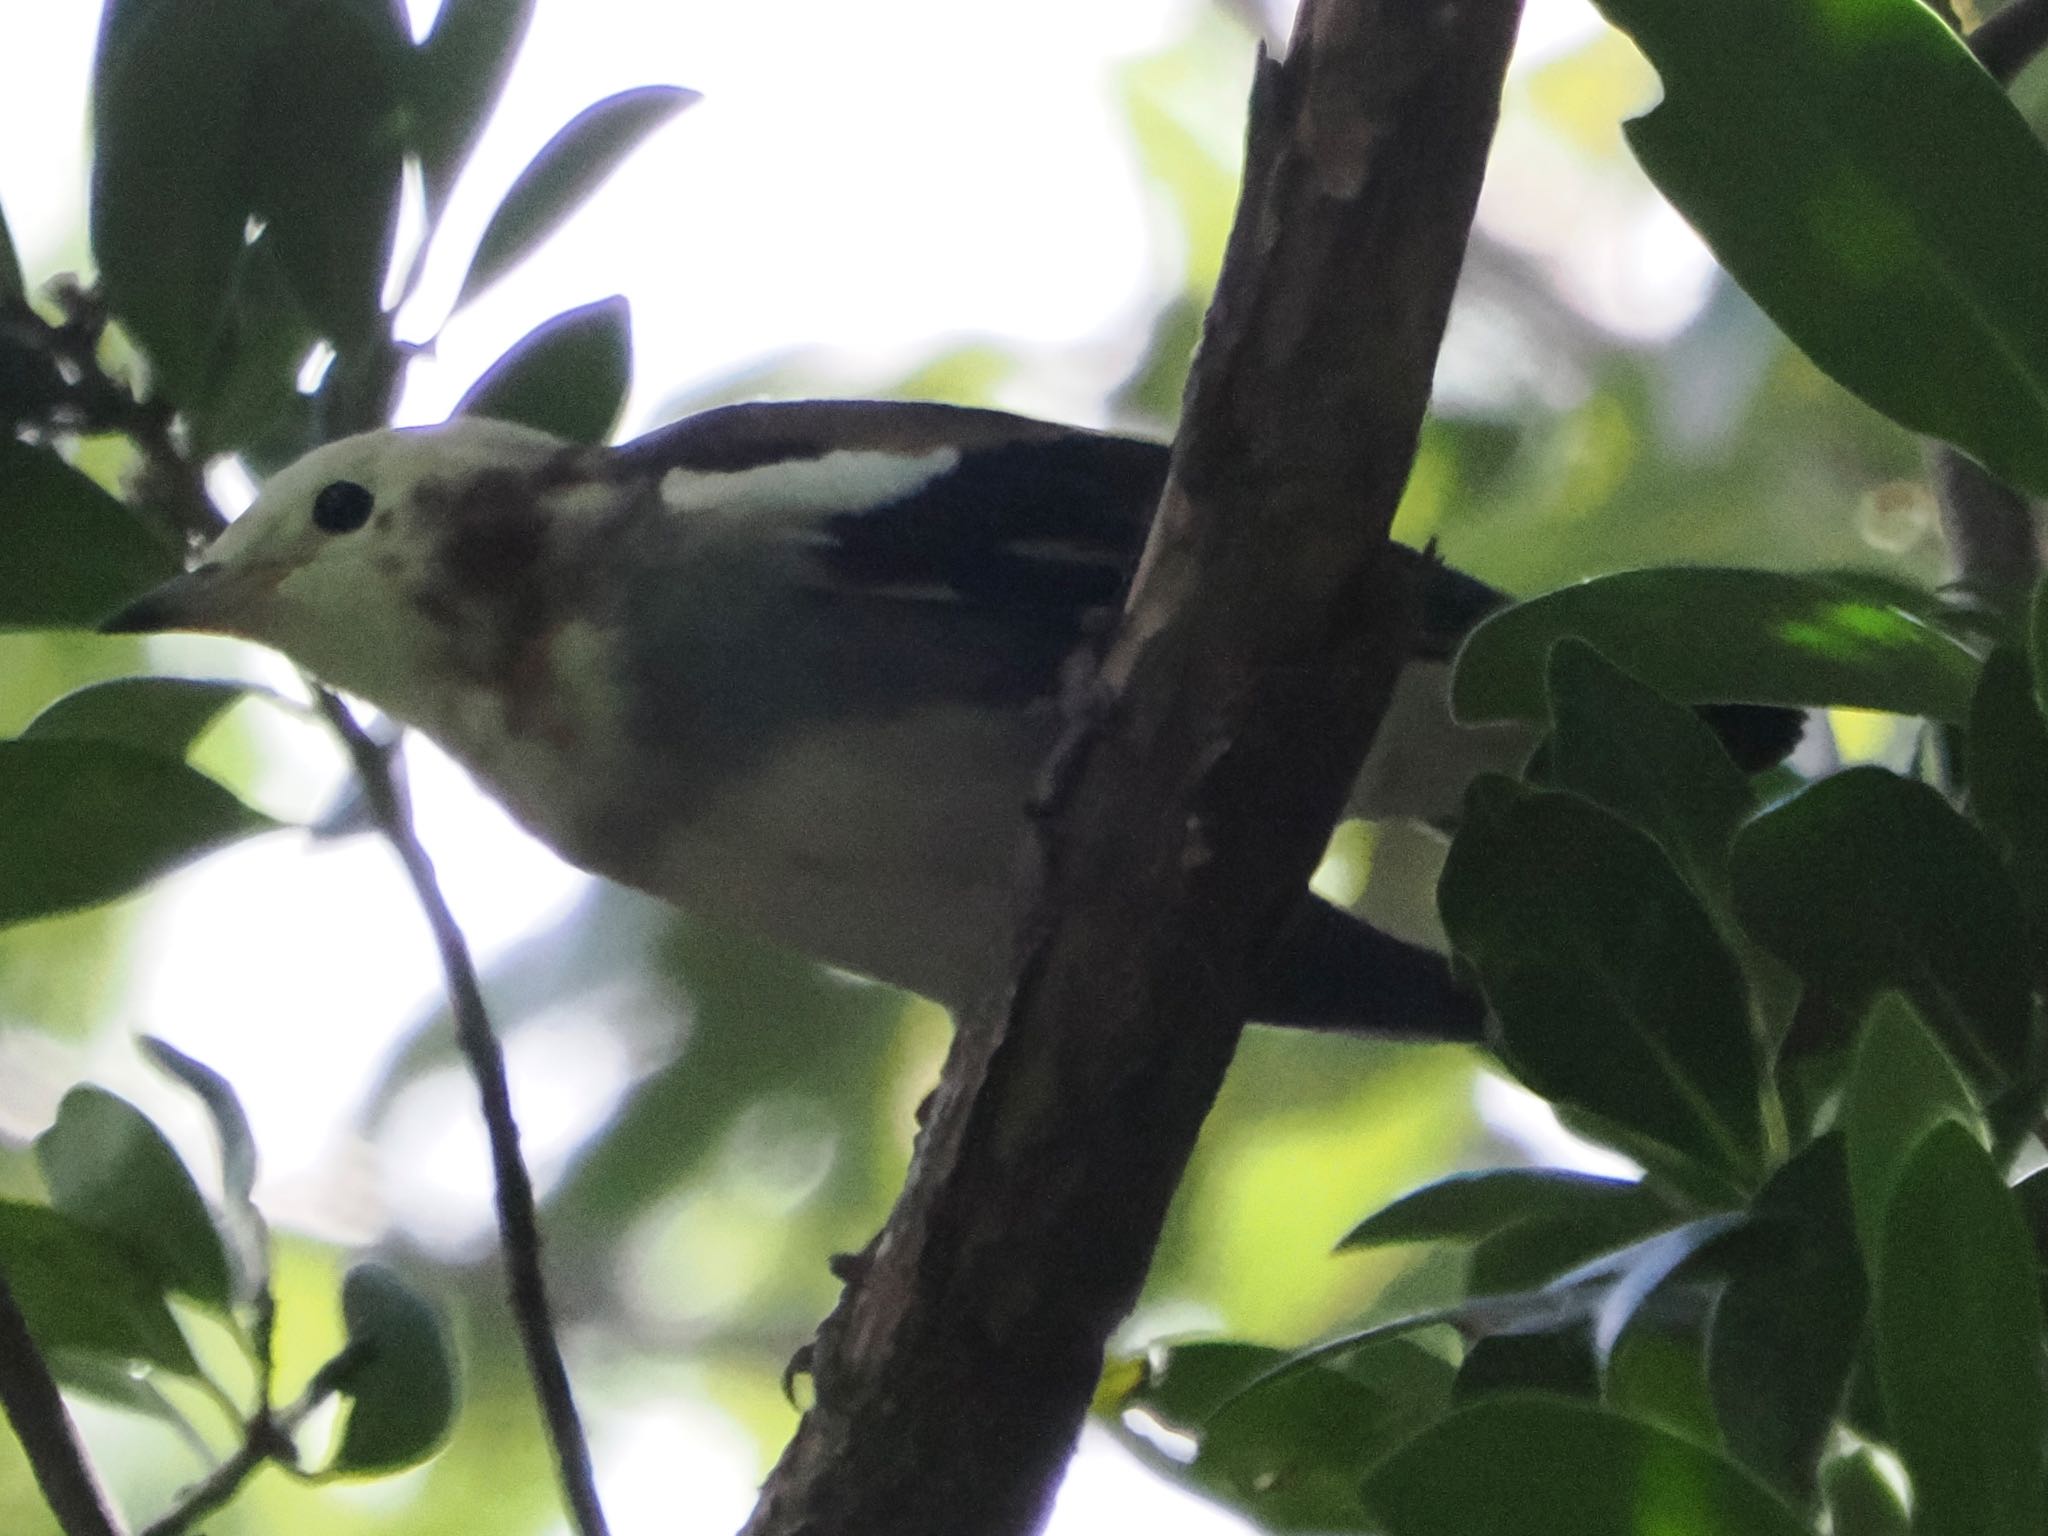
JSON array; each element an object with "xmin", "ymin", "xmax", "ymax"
[{"xmin": 616, "ymin": 399, "xmax": 1167, "ymax": 613}]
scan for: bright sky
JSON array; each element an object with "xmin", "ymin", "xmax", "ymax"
[{"xmin": 2, "ymin": 0, "xmax": 1664, "ymax": 1529}]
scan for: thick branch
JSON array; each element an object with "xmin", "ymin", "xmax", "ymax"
[
  {"xmin": 740, "ymin": 3, "xmax": 1522, "ymax": 1533},
  {"xmin": 0, "ymin": 1269, "xmax": 124, "ymax": 1536}
]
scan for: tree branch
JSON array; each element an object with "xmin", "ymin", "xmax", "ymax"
[
  {"xmin": 311, "ymin": 692, "xmax": 611, "ymax": 1536},
  {"xmin": 740, "ymin": 2, "xmax": 1522, "ymax": 1532},
  {"xmin": 0, "ymin": 1269, "xmax": 124, "ymax": 1536}
]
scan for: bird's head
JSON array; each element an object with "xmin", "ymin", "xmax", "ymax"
[{"xmin": 103, "ymin": 418, "xmax": 579, "ymax": 715}]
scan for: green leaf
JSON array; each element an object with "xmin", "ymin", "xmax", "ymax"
[
  {"xmin": 1455, "ymin": 1327, "xmax": 1598, "ymax": 1403},
  {"xmin": 141, "ymin": 1039, "xmax": 257, "ymax": 1210},
  {"xmin": 1588, "ymin": 0, "xmax": 2048, "ymax": 495},
  {"xmin": 0, "ymin": 1201, "xmax": 198, "ymax": 1376},
  {"xmin": 1192, "ymin": 1342, "xmax": 1454, "ymax": 1532},
  {"xmin": 455, "ymin": 86, "xmax": 695, "ymax": 308},
  {"xmin": 2031, "ymin": 576, "xmax": 2048, "ymax": 721},
  {"xmin": 0, "ymin": 738, "xmax": 279, "ymax": 927},
  {"xmin": 0, "ymin": 194, "xmax": 23, "ymax": 303},
  {"xmin": 142, "ymin": 1036, "xmax": 266, "ymax": 1300},
  {"xmin": 1360, "ymin": 1394, "xmax": 1812, "ymax": 1536},
  {"xmin": 1338, "ymin": 1168, "xmax": 1663, "ymax": 1252},
  {"xmin": 1708, "ymin": 1134, "xmax": 1866, "ymax": 1501},
  {"xmin": 91, "ymin": 0, "xmax": 265, "ymax": 402},
  {"xmin": 1579, "ymin": 1214, "xmax": 1748, "ymax": 1362},
  {"xmin": 327, "ymin": 1263, "xmax": 457, "ymax": 1474},
  {"xmin": 188, "ymin": 234, "xmax": 321, "ymax": 460},
  {"xmin": 1875, "ymin": 1121, "xmax": 2047, "ymax": 1536},
  {"xmin": 1454, "ymin": 568, "xmax": 1980, "ymax": 726},
  {"xmin": 453, "ymin": 295, "xmax": 631, "ymax": 444},
  {"xmin": 1967, "ymin": 648, "xmax": 2048, "ymax": 959},
  {"xmin": 36, "ymin": 1087, "xmax": 231, "ymax": 1312},
  {"xmin": 1, "ymin": 439, "xmax": 178, "ymax": 630},
  {"xmin": 408, "ymin": 0, "xmax": 538, "ymax": 217},
  {"xmin": 1466, "ymin": 1199, "xmax": 1695, "ymax": 1296},
  {"xmin": 1440, "ymin": 781, "xmax": 1764, "ymax": 1181},
  {"xmin": 1119, "ymin": 1340, "xmax": 1288, "ymax": 1432},
  {"xmin": 243, "ymin": 0, "xmax": 407, "ymax": 345},
  {"xmin": 1822, "ymin": 1444, "xmax": 1912, "ymax": 1536},
  {"xmin": 1843, "ymin": 994, "xmax": 1983, "ymax": 1269},
  {"xmin": 1732, "ymin": 767, "xmax": 2032, "ymax": 1081},
  {"xmin": 25, "ymin": 677, "xmax": 250, "ymax": 758},
  {"xmin": 1545, "ymin": 638, "xmax": 1755, "ymax": 899},
  {"xmin": 1605, "ymin": 1327, "xmax": 1717, "ymax": 1445}
]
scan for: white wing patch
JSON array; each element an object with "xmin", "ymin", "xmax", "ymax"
[{"xmin": 659, "ymin": 447, "xmax": 962, "ymax": 521}]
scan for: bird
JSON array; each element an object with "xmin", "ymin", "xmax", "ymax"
[{"xmin": 99, "ymin": 400, "xmax": 1798, "ymax": 1041}]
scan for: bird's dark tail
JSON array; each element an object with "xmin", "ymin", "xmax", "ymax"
[{"xmin": 1251, "ymin": 896, "xmax": 1485, "ymax": 1043}]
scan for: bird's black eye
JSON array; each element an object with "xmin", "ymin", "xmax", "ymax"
[{"xmin": 312, "ymin": 480, "xmax": 375, "ymax": 534}]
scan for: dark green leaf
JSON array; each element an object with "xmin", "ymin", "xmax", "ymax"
[
  {"xmin": 188, "ymin": 234, "xmax": 320, "ymax": 460},
  {"xmin": 329, "ymin": 1263, "xmax": 456, "ymax": 1474},
  {"xmin": 409, "ymin": 0, "xmax": 538, "ymax": 217},
  {"xmin": 1822, "ymin": 1445, "xmax": 1912, "ymax": 1536},
  {"xmin": 36, "ymin": 1087, "xmax": 231, "ymax": 1311},
  {"xmin": 453, "ymin": 295, "xmax": 631, "ymax": 444},
  {"xmin": 25, "ymin": 677, "xmax": 250, "ymax": 758},
  {"xmin": 1876, "ymin": 1121, "xmax": 2047, "ymax": 1536},
  {"xmin": 1588, "ymin": 0, "xmax": 2048, "ymax": 495},
  {"xmin": 1339, "ymin": 1168, "xmax": 1663, "ymax": 1252},
  {"xmin": 243, "ymin": 0, "xmax": 407, "ymax": 345},
  {"xmin": 1466, "ymin": 1199, "xmax": 1691, "ymax": 1296},
  {"xmin": 1732, "ymin": 768, "xmax": 2031, "ymax": 1081},
  {"xmin": 2015, "ymin": 1167, "xmax": 2048, "ymax": 1275},
  {"xmin": 1546, "ymin": 639, "xmax": 1756, "ymax": 899},
  {"xmin": 1709, "ymin": 1135, "xmax": 1866, "ymax": 1500},
  {"xmin": 455, "ymin": 86, "xmax": 696, "ymax": 308},
  {"xmin": 1454, "ymin": 568, "xmax": 1980, "ymax": 726},
  {"xmin": 1581, "ymin": 1214, "xmax": 1748, "ymax": 1362},
  {"xmin": 1843, "ymin": 994, "xmax": 1983, "ymax": 1267},
  {"xmin": 1454, "ymin": 1327, "xmax": 1598, "ymax": 1403},
  {"xmin": 1968, "ymin": 649, "xmax": 2048, "ymax": 948},
  {"xmin": 1440, "ymin": 781, "xmax": 1764, "ymax": 1180},
  {"xmin": 2032, "ymin": 576, "xmax": 2048, "ymax": 721},
  {"xmin": 142, "ymin": 1037, "xmax": 266, "ymax": 1299},
  {"xmin": 1192, "ymin": 1343, "xmax": 1453, "ymax": 1533},
  {"xmin": 1360, "ymin": 1394, "xmax": 1811, "ymax": 1536},
  {"xmin": 140, "ymin": 1039, "xmax": 257, "ymax": 1209},
  {"xmin": 0, "ymin": 738, "xmax": 279, "ymax": 927},
  {"xmin": 1, "ymin": 440, "xmax": 177, "ymax": 630},
  {"xmin": 0, "ymin": 194, "xmax": 23, "ymax": 303},
  {"xmin": 0, "ymin": 1201, "xmax": 198, "ymax": 1376},
  {"xmin": 91, "ymin": 0, "xmax": 264, "ymax": 401},
  {"xmin": 1120, "ymin": 1341, "xmax": 1287, "ymax": 1433},
  {"xmin": 1605, "ymin": 1327, "xmax": 1716, "ymax": 1444}
]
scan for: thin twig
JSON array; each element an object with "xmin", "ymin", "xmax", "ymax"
[
  {"xmin": 136, "ymin": 1340, "xmax": 365, "ymax": 1536},
  {"xmin": 136, "ymin": 1417, "xmax": 290, "ymax": 1536},
  {"xmin": 310, "ymin": 689, "xmax": 611, "ymax": 1536},
  {"xmin": 0, "ymin": 1270, "xmax": 125, "ymax": 1536},
  {"xmin": 1970, "ymin": 0, "xmax": 2048, "ymax": 83}
]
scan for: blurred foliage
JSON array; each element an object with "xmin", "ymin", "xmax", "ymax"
[{"xmin": 4, "ymin": 0, "xmax": 2048, "ymax": 1533}]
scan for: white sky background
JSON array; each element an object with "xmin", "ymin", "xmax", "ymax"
[{"xmin": 1, "ymin": 0, "xmax": 1678, "ymax": 1529}]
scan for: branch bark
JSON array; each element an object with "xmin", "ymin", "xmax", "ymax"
[
  {"xmin": 0, "ymin": 1269, "xmax": 124, "ymax": 1536},
  {"xmin": 741, "ymin": 1, "xmax": 1522, "ymax": 1532}
]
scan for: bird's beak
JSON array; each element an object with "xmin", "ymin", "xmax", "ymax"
[{"xmin": 98, "ymin": 563, "xmax": 261, "ymax": 638}]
